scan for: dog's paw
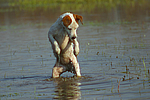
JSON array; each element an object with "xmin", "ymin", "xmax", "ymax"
[
  {"xmin": 55, "ymin": 47, "xmax": 60, "ymax": 55},
  {"xmin": 74, "ymin": 50, "xmax": 79, "ymax": 56},
  {"xmin": 54, "ymin": 41, "xmax": 60, "ymax": 55}
]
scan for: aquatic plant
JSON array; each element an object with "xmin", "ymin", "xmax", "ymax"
[
  {"xmin": 111, "ymin": 85, "xmax": 114, "ymax": 93},
  {"xmin": 118, "ymin": 78, "xmax": 121, "ymax": 93},
  {"xmin": 0, "ymin": 0, "xmax": 150, "ymax": 12},
  {"xmin": 142, "ymin": 59, "xmax": 147, "ymax": 78}
]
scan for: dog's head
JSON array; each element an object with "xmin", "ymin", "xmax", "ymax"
[{"xmin": 62, "ymin": 13, "xmax": 83, "ymax": 41}]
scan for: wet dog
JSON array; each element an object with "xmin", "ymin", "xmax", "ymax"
[{"xmin": 48, "ymin": 12, "xmax": 83, "ymax": 78}]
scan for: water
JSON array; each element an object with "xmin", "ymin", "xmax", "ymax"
[{"xmin": 0, "ymin": 1, "xmax": 150, "ymax": 100}]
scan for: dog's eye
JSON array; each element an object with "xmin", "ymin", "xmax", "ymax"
[{"xmin": 68, "ymin": 28, "xmax": 72, "ymax": 30}]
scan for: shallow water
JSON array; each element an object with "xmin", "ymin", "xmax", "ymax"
[{"xmin": 0, "ymin": 1, "xmax": 150, "ymax": 100}]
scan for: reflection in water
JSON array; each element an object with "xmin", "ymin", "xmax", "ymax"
[{"xmin": 53, "ymin": 77, "xmax": 81, "ymax": 100}]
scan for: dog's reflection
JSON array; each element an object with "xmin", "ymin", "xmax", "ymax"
[{"xmin": 53, "ymin": 77, "xmax": 81, "ymax": 100}]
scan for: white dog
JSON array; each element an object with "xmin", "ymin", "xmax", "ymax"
[{"xmin": 48, "ymin": 12, "xmax": 83, "ymax": 78}]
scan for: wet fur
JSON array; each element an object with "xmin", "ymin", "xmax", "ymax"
[{"xmin": 48, "ymin": 12, "xmax": 83, "ymax": 78}]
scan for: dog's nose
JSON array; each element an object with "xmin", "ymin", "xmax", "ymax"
[{"xmin": 71, "ymin": 36, "xmax": 76, "ymax": 40}]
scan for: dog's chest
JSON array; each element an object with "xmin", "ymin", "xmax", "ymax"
[
  {"xmin": 60, "ymin": 35, "xmax": 70, "ymax": 49},
  {"xmin": 54, "ymin": 33, "xmax": 71, "ymax": 50}
]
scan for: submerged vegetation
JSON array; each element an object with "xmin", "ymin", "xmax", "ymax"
[{"xmin": 0, "ymin": 0, "xmax": 150, "ymax": 12}]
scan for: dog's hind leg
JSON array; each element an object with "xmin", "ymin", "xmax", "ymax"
[
  {"xmin": 70, "ymin": 56, "xmax": 81, "ymax": 77},
  {"xmin": 52, "ymin": 66, "xmax": 64, "ymax": 78},
  {"xmin": 52, "ymin": 56, "xmax": 66, "ymax": 78}
]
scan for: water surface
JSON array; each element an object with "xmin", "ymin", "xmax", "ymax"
[{"xmin": 0, "ymin": 1, "xmax": 150, "ymax": 100}]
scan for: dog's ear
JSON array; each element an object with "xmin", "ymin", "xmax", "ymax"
[
  {"xmin": 62, "ymin": 15, "xmax": 72, "ymax": 27},
  {"xmin": 73, "ymin": 14, "xmax": 83, "ymax": 25}
]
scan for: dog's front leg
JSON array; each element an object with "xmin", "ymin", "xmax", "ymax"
[
  {"xmin": 73, "ymin": 39, "xmax": 79, "ymax": 56},
  {"xmin": 48, "ymin": 34, "xmax": 60, "ymax": 56}
]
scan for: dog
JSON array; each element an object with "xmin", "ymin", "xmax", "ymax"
[{"xmin": 48, "ymin": 12, "xmax": 83, "ymax": 78}]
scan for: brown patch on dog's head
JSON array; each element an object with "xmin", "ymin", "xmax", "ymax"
[
  {"xmin": 62, "ymin": 15, "xmax": 72, "ymax": 27},
  {"xmin": 73, "ymin": 14, "xmax": 83, "ymax": 25}
]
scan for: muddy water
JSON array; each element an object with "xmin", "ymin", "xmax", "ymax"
[{"xmin": 0, "ymin": 1, "xmax": 150, "ymax": 100}]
